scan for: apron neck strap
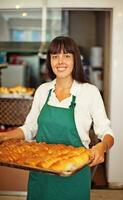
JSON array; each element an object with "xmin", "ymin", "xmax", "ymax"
[
  {"xmin": 69, "ymin": 95, "xmax": 76, "ymax": 109},
  {"xmin": 46, "ymin": 89, "xmax": 76, "ymax": 108},
  {"xmin": 46, "ymin": 89, "xmax": 52, "ymax": 104}
]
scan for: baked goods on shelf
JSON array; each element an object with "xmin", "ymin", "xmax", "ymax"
[
  {"xmin": 0, "ymin": 87, "xmax": 9, "ymax": 94},
  {"xmin": 0, "ymin": 85, "xmax": 34, "ymax": 96},
  {"xmin": 0, "ymin": 139, "xmax": 91, "ymax": 175}
]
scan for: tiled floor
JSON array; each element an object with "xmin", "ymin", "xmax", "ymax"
[
  {"xmin": 0, "ymin": 190, "xmax": 123, "ymax": 200},
  {"xmin": 91, "ymin": 189, "xmax": 123, "ymax": 200}
]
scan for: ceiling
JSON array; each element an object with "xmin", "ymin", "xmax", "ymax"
[{"xmin": 0, "ymin": 8, "xmax": 62, "ymax": 21}]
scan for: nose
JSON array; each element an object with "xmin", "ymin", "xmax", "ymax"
[{"xmin": 58, "ymin": 54, "xmax": 64, "ymax": 64}]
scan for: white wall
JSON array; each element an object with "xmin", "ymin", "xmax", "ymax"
[
  {"xmin": 0, "ymin": 0, "xmax": 43, "ymax": 9},
  {"xmin": 0, "ymin": 0, "xmax": 123, "ymax": 187}
]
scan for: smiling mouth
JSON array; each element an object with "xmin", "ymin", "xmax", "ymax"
[{"xmin": 57, "ymin": 67, "xmax": 67, "ymax": 72}]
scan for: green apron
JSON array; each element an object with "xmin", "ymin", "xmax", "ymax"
[{"xmin": 27, "ymin": 89, "xmax": 91, "ymax": 200}]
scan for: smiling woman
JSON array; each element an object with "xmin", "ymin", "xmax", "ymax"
[{"xmin": 0, "ymin": 36, "xmax": 114, "ymax": 200}]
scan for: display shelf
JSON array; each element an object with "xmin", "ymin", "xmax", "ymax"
[{"xmin": 0, "ymin": 97, "xmax": 33, "ymax": 126}]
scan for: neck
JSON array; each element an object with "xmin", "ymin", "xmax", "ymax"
[{"xmin": 55, "ymin": 77, "xmax": 73, "ymax": 90}]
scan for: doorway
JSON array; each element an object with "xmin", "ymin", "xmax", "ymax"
[{"xmin": 68, "ymin": 9, "xmax": 112, "ymax": 188}]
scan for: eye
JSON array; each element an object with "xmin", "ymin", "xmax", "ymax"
[
  {"xmin": 65, "ymin": 54, "xmax": 70, "ymax": 58},
  {"xmin": 64, "ymin": 53, "xmax": 70, "ymax": 59},
  {"xmin": 51, "ymin": 54, "xmax": 58, "ymax": 59}
]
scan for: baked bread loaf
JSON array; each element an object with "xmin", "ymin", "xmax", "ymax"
[
  {"xmin": 0, "ymin": 139, "xmax": 91, "ymax": 174},
  {"xmin": 0, "ymin": 86, "xmax": 34, "ymax": 95}
]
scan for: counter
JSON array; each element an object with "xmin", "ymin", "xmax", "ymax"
[{"xmin": 0, "ymin": 97, "xmax": 33, "ymax": 126}]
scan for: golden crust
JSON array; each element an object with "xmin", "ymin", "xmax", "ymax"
[
  {"xmin": 0, "ymin": 139, "xmax": 91, "ymax": 172},
  {"xmin": 0, "ymin": 86, "xmax": 35, "ymax": 95}
]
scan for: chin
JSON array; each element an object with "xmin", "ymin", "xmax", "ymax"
[{"xmin": 56, "ymin": 74, "xmax": 71, "ymax": 79}]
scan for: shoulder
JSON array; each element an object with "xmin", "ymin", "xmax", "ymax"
[
  {"xmin": 75, "ymin": 82, "xmax": 102, "ymax": 107},
  {"xmin": 33, "ymin": 80, "xmax": 55, "ymax": 100},
  {"xmin": 75, "ymin": 82, "xmax": 103, "ymax": 111},
  {"xmin": 77, "ymin": 82, "xmax": 100, "ymax": 97},
  {"xmin": 35, "ymin": 80, "xmax": 55, "ymax": 94}
]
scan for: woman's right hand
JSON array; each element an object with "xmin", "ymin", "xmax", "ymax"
[{"xmin": 0, "ymin": 128, "xmax": 25, "ymax": 143}]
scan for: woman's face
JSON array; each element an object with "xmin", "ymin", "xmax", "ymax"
[{"xmin": 50, "ymin": 50, "xmax": 74, "ymax": 79}]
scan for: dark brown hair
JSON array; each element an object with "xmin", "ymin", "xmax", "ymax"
[{"xmin": 46, "ymin": 36, "xmax": 87, "ymax": 83}]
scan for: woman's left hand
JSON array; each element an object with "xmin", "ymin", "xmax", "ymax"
[{"xmin": 89, "ymin": 142, "xmax": 106, "ymax": 167}]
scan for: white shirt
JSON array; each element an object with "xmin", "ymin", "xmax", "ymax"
[{"xmin": 20, "ymin": 79, "xmax": 114, "ymax": 148}]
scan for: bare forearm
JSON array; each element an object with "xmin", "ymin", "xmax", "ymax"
[
  {"xmin": 95, "ymin": 134, "xmax": 114, "ymax": 152},
  {"xmin": 0, "ymin": 128, "xmax": 25, "ymax": 142},
  {"xmin": 89, "ymin": 134, "xmax": 114, "ymax": 167}
]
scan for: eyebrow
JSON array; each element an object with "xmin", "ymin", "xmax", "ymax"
[{"xmin": 51, "ymin": 52, "xmax": 72, "ymax": 55}]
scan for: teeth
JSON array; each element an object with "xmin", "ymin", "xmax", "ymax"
[{"xmin": 57, "ymin": 67, "xmax": 66, "ymax": 72}]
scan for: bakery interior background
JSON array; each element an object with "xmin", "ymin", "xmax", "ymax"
[{"xmin": 0, "ymin": 0, "xmax": 123, "ymax": 191}]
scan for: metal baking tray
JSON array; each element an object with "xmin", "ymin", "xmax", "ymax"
[
  {"xmin": 0, "ymin": 161, "xmax": 88, "ymax": 177},
  {"xmin": 0, "ymin": 139, "xmax": 90, "ymax": 176}
]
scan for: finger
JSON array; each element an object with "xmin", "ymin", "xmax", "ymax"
[
  {"xmin": 90, "ymin": 153, "xmax": 95, "ymax": 160},
  {"xmin": 89, "ymin": 156, "xmax": 104, "ymax": 167}
]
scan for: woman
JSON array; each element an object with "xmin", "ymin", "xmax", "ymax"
[{"xmin": 0, "ymin": 36, "xmax": 114, "ymax": 200}]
